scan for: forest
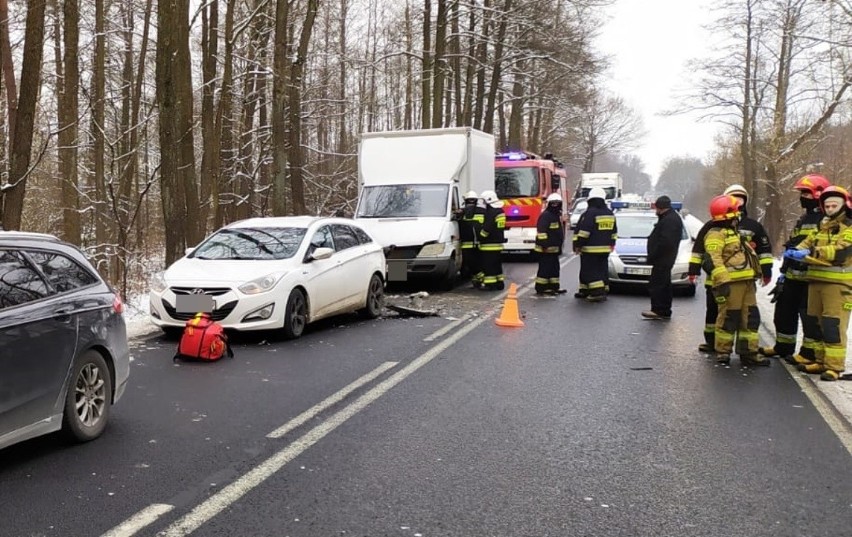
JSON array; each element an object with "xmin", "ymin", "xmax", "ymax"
[{"xmin": 0, "ymin": 0, "xmax": 849, "ymax": 299}]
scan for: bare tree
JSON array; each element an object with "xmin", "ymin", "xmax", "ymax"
[{"xmin": 577, "ymin": 91, "xmax": 645, "ymax": 173}]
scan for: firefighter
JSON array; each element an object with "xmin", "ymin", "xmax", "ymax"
[
  {"xmin": 688, "ymin": 217, "xmax": 721, "ymax": 351},
  {"xmin": 459, "ymin": 190, "xmax": 485, "ymax": 288},
  {"xmin": 691, "ymin": 184, "xmax": 772, "ymax": 353},
  {"xmin": 535, "ymin": 193, "xmax": 566, "ymax": 295},
  {"xmin": 759, "ymin": 174, "xmax": 830, "ymax": 364},
  {"xmin": 704, "ymin": 194, "xmax": 767, "ymax": 367},
  {"xmin": 572, "ymin": 187, "xmax": 616, "ymax": 302},
  {"xmin": 786, "ymin": 186, "xmax": 852, "ymax": 381},
  {"xmin": 479, "ymin": 190, "xmax": 506, "ymax": 291}
]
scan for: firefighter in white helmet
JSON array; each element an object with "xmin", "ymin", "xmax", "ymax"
[
  {"xmin": 572, "ymin": 187, "xmax": 617, "ymax": 302},
  {"xmin": 535, "ymin": 193, "xmax": 566, "ymax": 294},
  {"xmin": 458, "ymin": 190, "xmax": 485, "ymax": 287},
  {"xmin": 478, "ymin": 190, "xmax": 506, "ymax": 290}
]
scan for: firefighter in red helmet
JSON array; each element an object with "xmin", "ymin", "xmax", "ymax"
[
  {"xmin": 760, "ymin": 174, "xmax": 831, "ymax": 364},
  {"xmin": 704, "ymin": 195, "xmax": 767, "ymax": 367},
  {"xmin": 785, "ymin": 185, "xmax": 852, "ymax": 381}
]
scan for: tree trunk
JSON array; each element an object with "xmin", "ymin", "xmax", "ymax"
[
  {"xmin": 431, "ymin": 0, "xmax": 447, "ymax": 128},
  {"xmin": 507, "ymin": 61, "xmax": 524, "ymax": 150},
  {"xmin": 483, "ymin": 0, "xmax": 511, "ymax": 135},
  {"xmin": 1, "ymin": 0, "xmax": 45, "ymax": 230},
  {"xmin": 54, "ymin": 0, "xmax": 80, "ymax": 244},
  {"xmin": 199, "ymin": 0, "xmax": 219, "ymax": 231},
  {"xmin": 421, "ymin": 0, "xmax": 432, "ymax": 129},
  {"xmin": 271, "ymin": 0, "xmax": 291, "ymax": 216}
]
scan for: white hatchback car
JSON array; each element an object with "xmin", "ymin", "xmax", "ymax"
[{"xmin": 149, "ymin": 217, "xmax": 386, "ymax": 338}]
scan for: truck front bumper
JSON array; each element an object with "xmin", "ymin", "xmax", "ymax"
[{"xmin": 503, "ymin": 227, "xmax": 537, "ymax": 252}]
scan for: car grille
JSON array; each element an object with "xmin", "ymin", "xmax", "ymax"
[
  {"xmin": 618, "ymin": 274, "xmax": 651, "ymax": 281},
  {"xmin": 162, "ymin": 298, "xmax": 238, "ymax": 322},
  {"xmin": 386, "ymin": 246, "xmax": 421, "ymax": 259},
  {"xmin": 170, "ymin": 286, "xmax": 231, "ymax": 296},
  {"xmin": 619, "ymin": 255, "xmax": 648, "ymax": 265}
]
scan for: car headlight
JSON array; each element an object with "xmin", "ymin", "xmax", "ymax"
[
  {"xmin": 418, "ymin": 243, "xmax": 447, "ymax": 258},
  {"xmin": 239, "ymin": 273, "xmax": 285, "ymax": 295},
  {"xmin": 150, "ymin": 271, "xmax": 167, "ymax": 294}
]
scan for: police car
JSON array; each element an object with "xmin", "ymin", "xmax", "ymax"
[{"xmin": 607, "ymin": 200, "xmax": 698, "ymax": 296}]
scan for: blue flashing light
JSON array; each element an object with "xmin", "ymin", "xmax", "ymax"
[
  {"xmin": 511, "ymin": 207, "xmax": 521, "ymax": 215},
  {"xmin": 496, "ymin": 152, "xmax": 527, "ymax": 161}
]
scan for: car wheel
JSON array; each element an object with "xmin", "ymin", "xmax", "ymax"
[
  {"xmin": 439, "ymin": 255, "xmax": 458, "ymax": 291},
  {"xmin": 282, "ymin": 288, "xmax": 308, "ymax": 339},
  {"xmin": 62, "ymin": 350, "xmax": 112, "ymax": 443},
  {"xmin": 682, "ymin": 284, "xmax": 697, "ymax": 297},
  {"xmin": 360, "ymin": 273, "xmax": 385, "ymax": 319}
]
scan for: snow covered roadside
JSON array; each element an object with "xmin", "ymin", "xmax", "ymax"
[
  {"xmin": 123, "ymin": 293, "xmax": 159, "ymax": 340},
  {"xmin": 755, "ymin": 260, "xmax": 852, "ymax": 428}
]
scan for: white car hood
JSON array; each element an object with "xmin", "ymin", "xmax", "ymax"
[
  {"xmin": 164, "ymin": 257, "xmax": 297, "ymax": 285},
  {"xmin": 356, "ymin": 218, "xmax": 448, "ymax": 248}
]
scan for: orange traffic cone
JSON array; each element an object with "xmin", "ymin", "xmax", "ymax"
[{"xmin": 495, "ymin": 282, "xmax": 524, "ymax": 327}]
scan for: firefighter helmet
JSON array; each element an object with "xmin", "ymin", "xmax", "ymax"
[
  {"xmin": 793, "ymin": 174, "xmax": 830, "ymax": 197},
  {"xmin": 819, "ymin": 186, "xmax": 852, "ymax": 212},
  {"xmin": 723, "ymin": 184, "xmax": 749, "ymax": 202},
  {"xmin": 546, "ymin": 193, "xmax": 562, "ymax": 203},
  {"xmin": 587, "ymin": 187, "xmax": 606, "ymax": 201},
  {"xmin": 709, "ymin": 194, "xmax": 743, "ymax": 221},
  {"xmin": 481, "ymin": 190, "xmax": 503, "ymax": 208},
  {"xmin": 464, "ymin": 190, "xmax": 478, "ymax": 200}
]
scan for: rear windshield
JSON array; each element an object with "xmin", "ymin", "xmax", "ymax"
[
  {"xmin": 357, "ymin": 184, "xmax": 449, "ymax": 218},
  {"xmin": 496, "ymin": 167, "xmax": 539, "ymax": 198},
  {"xmin": 190, "ymin": 227, "xmax": 307, "ymax": 260}
]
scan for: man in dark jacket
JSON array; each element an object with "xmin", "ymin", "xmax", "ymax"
[
  {"xmin": 642, "ymin": 195, "xmax": 683, "ymax": 319},
  {"xmin": 535, "ymin": 193, "xmax": 565, "ymax": 295}
]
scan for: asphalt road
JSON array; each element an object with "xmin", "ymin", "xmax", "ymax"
[{"xmin": 1, "ymin": 254, "xmax": 851, "ymax": 537}]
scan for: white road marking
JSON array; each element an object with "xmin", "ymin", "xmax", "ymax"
[
  {"xmin": 424, "ymin": 314, "xmax": 471, "ymax": 341},
  {"xmin": 780, "ymin": 360, "xmax": 852, "ymax": 456},
  {"xmin": 158, "ymin": 310, "xmax": 492, "ymax": 537},
  {"xmin": 100, "ymin": 503, "xmax": 174, "ymax": 537},
  {"xmin": 266, "ymin": 361, "xmax": 398, "ymax": 439}
]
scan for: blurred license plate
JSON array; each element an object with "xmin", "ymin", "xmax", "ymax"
[
  {"xmin": 176, "ymin": 295, "xmax": 214, "ymax": 313},
  {"xmin": 625, "ymin": 266, "xmax": 652, "ymax": 276}
]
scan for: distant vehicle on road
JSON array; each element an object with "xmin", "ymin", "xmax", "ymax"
[
  {"xmin": 569, "ymin": 197, "xmax": 588, "ymax": 230},
  {"xmin": 606, "ymin": 201, "xmax": 698, "ymax": 296},
  {"xmin": 149, "ymin": 217, "xmax": 386, "ymax": 339},
  {"xmin": 0, "ymin": 231, "xmax": 129, "ymax": 450}
]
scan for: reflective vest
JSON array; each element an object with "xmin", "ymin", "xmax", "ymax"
[
  {"xmin": 704, "ymin": 225, "xmax": 758, "ymax": 285},
  {"xmin": 535, "ymin": 208, "xmax": 563, "ymax": 254},
  {"xmin": 572, "ymin": 205, "xmax": 616, "ymax": 254},
  {"xmin": 479, "ymin": 206, "xmax": 506, "ymax": 252},
  {"xmin": 781, "ymin": 208, "xmax": 822, "ymax": 281},
  {"xmin": 798, "ymin": 214, "xmax": 852, "ymax": 284}
]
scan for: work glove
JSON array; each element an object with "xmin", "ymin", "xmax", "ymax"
[
  {"xmin": 714, "ymin": 283, "xmax": 730, "ymax": 304},
  {"xmin": 769, "ymin": 278, "xmax": 785, "ymax": 304},
  {"xmin": 688, "ymin": 274, "xmax": 697, "ymax": 284},
  {"xmin": 784, "ymin": 248, "xmax": 808, "ymax": 261}
]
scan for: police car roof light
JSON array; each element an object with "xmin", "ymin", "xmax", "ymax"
[{"xmin": 609, "ymin": 200, "xmax": 683, "ymax": 211}]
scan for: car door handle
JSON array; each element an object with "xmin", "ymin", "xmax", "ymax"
[{"xmin": 53, "ymin": 307, "xmax": 74, "ymax": 322}]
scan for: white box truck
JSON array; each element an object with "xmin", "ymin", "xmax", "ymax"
[
  {"xmin": 355, "ymin": 127, "xmax": 495, "ymax": 287},
  {"xmin": 578, "ymin": 172, "xmax": 623, "ymax": 200}
]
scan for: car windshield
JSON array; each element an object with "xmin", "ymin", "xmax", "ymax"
[
  {"xmin": 616, "ymin": 214, "xmax": 687, "ymax": 239},
  {"xmin": 357, "ymin": 184, "xmax": 449, "ymax": 218},
  {"xmin": 190, "ymin": 227, "xmax": 307, "ymax": 260},
  {"xmin": 496, "ymin": 167, "xmax": 539, "ymax": 198},
  {"xmin": 572, "ymin": 201, "xmax": 588, "ymax": 214},
  {"xmin": 580, "ymin": 186, "xmax": 617, "ymax": 199}
]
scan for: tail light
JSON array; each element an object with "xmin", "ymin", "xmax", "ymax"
[{"xmin": 113, "ymin": 295, "xmax": 124, "ymax": 314}]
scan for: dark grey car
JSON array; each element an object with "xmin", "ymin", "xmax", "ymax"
[{"xmin": 0, "ymin": 231, "xmax": 130, "ymax": 450}]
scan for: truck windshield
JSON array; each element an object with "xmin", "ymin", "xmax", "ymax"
[
  {"xmin": 357, "ymin": 184, "xmax": 449, "ymax": 218},
  {"xmin": 496, "ymin": 167, "xmax": 539, "ymax": 198},
  {"xmin": 580, "ymin": 186, "xmax": 617, "ymax": 199}
]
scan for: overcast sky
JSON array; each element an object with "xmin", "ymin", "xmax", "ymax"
[{"xmin": 596, "ymin": 0, "xmax": 720, "ymax": 182}]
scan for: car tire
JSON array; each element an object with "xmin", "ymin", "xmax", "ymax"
[
  {"xmin": 62, "ymin": 350, "xmax": 112, "ymax": 443},
  {"xmin": 682, "ymin": 284, "xmax": 697, "ymax": 297},
  {"xmin": 360, "ymin": 273, "xmax": 385, "ymax": 319},
  {"xmin": 439, "ymin": 254, "xmax": 458, "ymax": 291},
  {"xmin": 282, "ymin": 288, "xmax": 308, "ymax": 340}
]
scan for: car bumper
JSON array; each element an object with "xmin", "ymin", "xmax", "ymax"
[
  {"xmin": 503, "ymin": 227, "xmax": 537, "ymax": 252},
  {"xmin": 608, "ymin": 259, "xmax": 694, "ymax": 288},
  {"xmin": 149, "ymin": 288, "xmax": 287, "ymax": 332},
  {"xmin": 386, "ymin": 257, "xmax": 454, "ymax": 281}
]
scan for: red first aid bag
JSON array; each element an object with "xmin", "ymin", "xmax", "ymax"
[{"xmin": 174, "ymin": 313, "xmax": 234, "ymax": 362}]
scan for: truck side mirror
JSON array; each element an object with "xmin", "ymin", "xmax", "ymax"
[{"xmin": 551, "ymin": 177, "xmax": 561, "ymax": 191}]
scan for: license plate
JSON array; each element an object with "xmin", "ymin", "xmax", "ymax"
[
  {"xmin": 175, "ymin": 294, "xmax": 215, "ymax": 313},
  {"xmin": 625, "ymin": 266, "xmax": 652, "ymax": 276}
]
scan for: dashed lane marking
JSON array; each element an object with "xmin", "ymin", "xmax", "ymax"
[
  {"xmin": 100, "ymin": 503, "xmax": 174, "ymax": 537},
  {"xmin": 266, "ymin": 361, "xmax": 398, "ymax": 439}
]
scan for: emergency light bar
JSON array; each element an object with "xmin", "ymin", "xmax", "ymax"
[
  {"xmin": 610, "ymin": 200, "xmax": 683, "ymax": 211},
  {"xmin": 496, "ymin": 152, "xmax": 529, "ymax": 161}
]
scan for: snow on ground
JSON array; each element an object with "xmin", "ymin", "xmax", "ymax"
[{"xmin": 121, "ymin": 259, "xmax": 852, "ymax": 426}]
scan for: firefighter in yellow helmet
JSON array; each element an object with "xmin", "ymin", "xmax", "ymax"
[
  {"xmin": 704, "ymin": 194, "xmax": 767, "ymax": 367},
  {"xmin": 785, "ymin": 186, "xmax": 852, "ymax": 381},
  {"xmin": 534, "ymin": 193, "xmax": 566, "ymax": 295}
]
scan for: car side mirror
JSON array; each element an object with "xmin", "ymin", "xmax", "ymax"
[{"xmin": 308, "ymin": 247, "xmax": 334, "ymax": 261}]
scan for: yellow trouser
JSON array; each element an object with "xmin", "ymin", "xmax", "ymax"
[
  {"xmin": 714, "ymin": 280, "xmax": 759, "ymax": 355},
  {"xmin": 806, "ymin": 282, "xmax": 852, "ymax": 372}
]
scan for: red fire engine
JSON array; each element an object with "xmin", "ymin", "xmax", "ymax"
[{"xmin": 495, "ymin": 151, "xmax": 570, "ymax": 252}]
